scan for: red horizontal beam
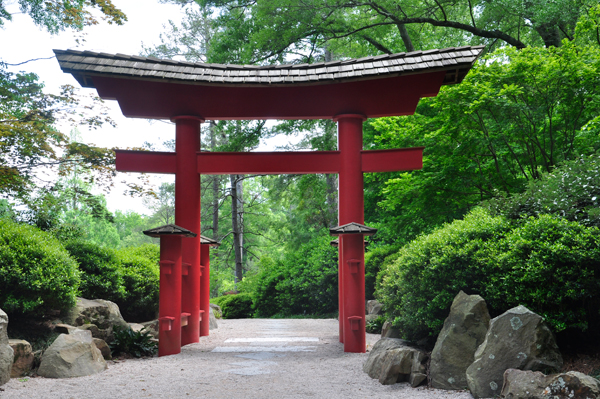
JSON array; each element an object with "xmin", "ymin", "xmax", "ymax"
[
  {"xmin": 197, "ymin": 151, "xmax": 340, "ymax": 175},
  {"xmin": 115, "ymin": 150, "xmax": 176, "ymax": 174},
  {"xmin": 361, "ymin": 147, "xmax": 424, "ymax": 172},
  {"xmin": 115, "ymin": 147, "xmax": 424, "ymax": 175}
]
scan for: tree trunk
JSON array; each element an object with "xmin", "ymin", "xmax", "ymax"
[
  {"xmin": 536, "ymin": 23, "xmax": 562, "ymax": 47},
  {"xmin": 397, "ymin": 23, "xmax": 415, "ymax": 52},
  {"xmin": 210, "ymin": 121, "xmax": 219, "ymax": 240},
  {"xmin": 230, "ymin": 174, "xmax": 243, "ymax": 285}
]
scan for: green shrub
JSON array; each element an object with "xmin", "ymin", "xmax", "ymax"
[
  {"xmin": 0, "ymin": 219, "xmax": 80, "ymax": 315},
  {"xmin": 115, "ymin": 246, "xmax": 159, "ymax": 322},
  {"xmin": 110, "ymin": 326, "xmax": 157, "ymax": 358},
  {"xmin": 64, "ymin": 240, "xmax": 126, "ymax": 303},
  {"xmin": 377, "ymin": 208, "xmax": 600, "ymax": 341},
  {"xmin": 211, "ymin": 293, "xmax": 254, "ymax": 319},
  {"xmin": 366, "ymin": 315, "xmax": 386, "ymax": 334},
  {"xmin": 485, "ymin": 154, "xmax": 600, "ymax": 228},
  {"xmin": 486, "ymin": 216, "xmax": 600, "ymax": 333},
  {"xmin": 364, "ymin": 245, "xmax": 400, "ymax": 300},
  {"xmin": 377, "ymin": 208, "xmax": 512, "ymax": 341},
  {"xmin": 251, "ymin": 233, "xmax": 338, "ymax": 317}
]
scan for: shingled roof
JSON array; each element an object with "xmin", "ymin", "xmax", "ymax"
[{"xmin": 53, "ymin": 46, "xmax": 484, "ymax": 89}]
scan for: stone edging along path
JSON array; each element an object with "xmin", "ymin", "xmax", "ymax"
[{"xmin": 2, "ymin": 319, "xmax": 474, "ymax": 399}]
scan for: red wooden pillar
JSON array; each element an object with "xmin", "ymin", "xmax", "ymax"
[
  {"xmin": 173, "ymin": 115, "xmax": 204, "ymax": 346},
  {"xmin": 335, "ymin": 114, "xmax": 367, "ymax": 353},
  {"xmin": 199, "ymin": 243, "xmax": 210, "ymax": 337},
  {"xmin": 200, "ymin": 236, "xmax": 220, "ymax": 337},
  {"xmin": 157, "ymin": 235, "xmax": 183, "ymax": 356},
  {"xmin": 338, "ymin": 236, "xmax": 344, "ymax": 343}
]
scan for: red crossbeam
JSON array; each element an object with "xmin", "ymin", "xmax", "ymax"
[
  {"xmin": 115, "ymin": 148, "xmax": 423, "ymax": 175},
  {"xmin": 115, "ymin": 150, "xmax": 176, "ymax": 174}
]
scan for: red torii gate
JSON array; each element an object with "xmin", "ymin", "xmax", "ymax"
[{"xmin": 55, "ymin": 45, "xmax": 483, "ymax": 353}]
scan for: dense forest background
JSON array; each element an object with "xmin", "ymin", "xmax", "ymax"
[{"xmin": 1, "ymin": 0, "xmax": 600, "ymax": 343}]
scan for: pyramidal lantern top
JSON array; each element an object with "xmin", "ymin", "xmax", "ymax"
[
  {"xmin": 143, "ymin": 224, "xmax": 197, "ymax": 238},
  {"xmin": 200, "ymin": 235, "xmax": 220, "ymax": 248},
  {"xmin": 329, "ymin": 222, "xmax": 377, "ymax": 236}
]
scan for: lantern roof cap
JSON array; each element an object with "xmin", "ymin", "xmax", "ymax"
[
  {"xmin": 329, "ymin": 222, "xmax": 377, "ymax": 236},
  {"xmin": 143, "ymin": 224, "xmax": 197, "ymax": 238}
]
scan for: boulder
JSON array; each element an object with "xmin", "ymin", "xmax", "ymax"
[
  {"xmin": 0, "ymin": 309, "xmax": 13, "ymax": 386},
  {"xmin": 466, "ymin": 305, "xmax": 563, "ymax": 399},
  {"xmin": 367, "ymin": 300, "xmax": 383, "ymax": 315},
  {"xmin": 363, "ymin": 338, "xmax": 428, "ymax": 387},
  {"xmin": 500, "ymin": 369, "xmax": 553, "ymax": 399},
  {"xmin": 381, "ymin": 321, "xmax": 401, "ymax": 339},
  {"xmin": 38, "ymin": 330, "xmax": 107, "ymax": 378},
  {"xmin": 141, "ymin": 320, "xmax": 158, "ymax": 339},
  {"xmin": 54, "ymin": 323, "xmax": 77, "ymax": 334},
  {"xmin": 210, "ymin": 303, "xmax": 222, "ymax": 319},
  {"xmin": 541, "ymin": 371, "xmax": 600, "ymax": 398},
  {"xmin": 9, "ymin": 339, "xmax": 34, "ymax": 377},
  {"xmin": 128, "ymin": 323, "xmax": 145, "ymax": 333},
  {"xmin": 430, "ymin": 291, "xmax": 491, "ymax": 390},
  {"xmin": 63, "ymin": 298, "xmax": 128, "ymax": 343},
  {"xmin": 209, "ymin": 307, "xmax": 218, "ymax": 330},
  {"xmin": 92, "ymin": 338, "xmax": 112, "ymax": 361}
]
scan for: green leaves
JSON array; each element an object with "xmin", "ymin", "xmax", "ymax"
[{"xmin": 0, "ymin": 218, "xmax": 80, "ymax": 315}]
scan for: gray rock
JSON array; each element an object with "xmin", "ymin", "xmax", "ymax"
[
  {"xmin": 366, "ymin": 314, "xmax": 379, "ymax": 323},
  {"xmin": 64, "ymin": 298, "xmax": 128, "ymax": 343},
  {"xmin": 430, "ymin": 291, "xmax": 491, "ymax": 390},
  {"xmin": 141, "ymin": 320, "xmax": 158, "ymax": 339},
  {"xmin": 209, "ymin": 307, "xmax": 218, "ymax": 330},
  {"xmin": 38, "ymin": 331, "xmax": 107, "ymax": 378},
  {"xmin": 54, "ymin": 323, "xmax": 77, "ymax": 334},
  {"xmin": 500, "ymin": 369, "xmax": 553, "ymax": 399},
  {"xmin": 466, "ymin": 305, "xmax": 563, "ymax": 399},
  {"xmin": 128, "ymin": 323, "xmax": 145, "ymax": 332},
  {"xmin": 381, "ymin": 321, "xmax": 401, "ymax": 339},
  {"xmin": 363, "ymin": 338, "xmax": 428, "ymax": 387},
  {"xmin": 210, "ymin": 303, "xmax": 222, "ymax": 319},
  {"xmin": 0, "ymin": 309, "xmax": 13, "ymax": 386},
  {"xmin": 541, "ymin": 371, "xmax": 600, "ymax": 398},
  {"xmin": 9, "ymin": 339, "xmax": 34, "ymax": 378},
  {"xmin": 92, "ymin": 338, "xmax": 112, "ymax": 361},
  {"xmin": 367, "ymin": 300, "xmax": 383, "ymax": 315}
]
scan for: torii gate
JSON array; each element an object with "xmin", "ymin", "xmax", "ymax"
[{"xmin": 55, "ymin": 45, "xmax": 483, "ymax": 353}]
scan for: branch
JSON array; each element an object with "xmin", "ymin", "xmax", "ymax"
[
  {"xmin": 361, "ymin": 35, "xmax": 393, "ymax": 54},
  {"xmin": 5, "ymin": 56, "xmax": 56, "ymax": 66}
]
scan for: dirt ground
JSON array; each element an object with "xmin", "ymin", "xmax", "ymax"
[{"xmin": 1, "ymin": 318, "xmax": 474, "ymax": 399}]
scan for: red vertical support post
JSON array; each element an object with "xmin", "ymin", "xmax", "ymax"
[
  {"xmin": 335, "ymin": 114, "xmax": 366, "ymax": 353},
  {"xmin": 173, "ymin": 115, "xmax": 204, "ymax": 346},
  {"xmin": 199, "ymin": 243, "xmax": 211, "ymax": 337},
  {"xmin": 158, "ymin": 235, "xmax": 183, "ymax": 357},
  {"xmin": 338, "ymin": 236, "xmax": 344, "ymax": 343}
]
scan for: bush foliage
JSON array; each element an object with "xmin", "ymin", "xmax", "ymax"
[
  {"xmin": 250, "ymin": 233, "xmax": 338, "ymax": 317},
  {"xmin": 211, "ymin": 293, "xmax": 253, "ymax": 319},
  {"xmin": 0, "ymin": 219, "xmax": 80, "ymax": 315},
  {"xmin": 64, "ymin": 240, "xmax": 159, "ymax": 322},
  {"xmin": 377, "ymin": 208, "xmax": 600, "ymax": 341}
]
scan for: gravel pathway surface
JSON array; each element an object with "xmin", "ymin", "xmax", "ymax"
[{"xmin": 1, "ymin": 318, "xmax": 474, "ymax": 399}]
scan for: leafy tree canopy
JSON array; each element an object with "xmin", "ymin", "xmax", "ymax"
[{"xmin": 0, "ymin": 0, "xmax": 126, "ymax": 34}]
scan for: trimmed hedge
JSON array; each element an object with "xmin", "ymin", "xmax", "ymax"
[
  {"xmin": 377, "ymin": 208, "xmax": 600, "ymax": 341},
  {"xmin": 116, "ymin": 245, "xmax": 160, "ymax": 322},
  {"xmin": 211, "ymin": 293, "xmax": 253, "ymax": 319},
  {"xmin": 0, "ymin": 219, "xmax": 80, "ymax": 315},
  {"xmin": 64, "ymin": 240, "xmax": 126, "ymax": 303}
]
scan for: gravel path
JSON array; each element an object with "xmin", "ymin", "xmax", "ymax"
[{"xmin": 1, "ymin": 318, "xmax": 474, "ymax": 399}]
